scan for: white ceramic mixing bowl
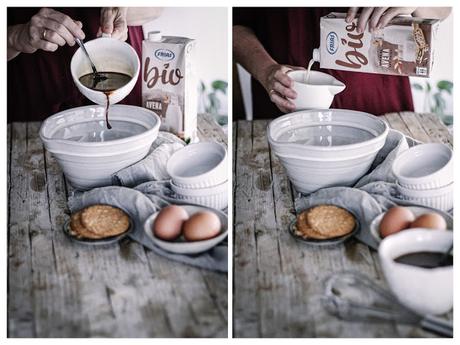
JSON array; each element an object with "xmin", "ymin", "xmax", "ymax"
[
  {"xmin": 40, "ymin": 105, "xmax": 160, "ymax": 190},
  {"xmin": 392, "ymin": 143, "xmax": 453, "ymax": 190},
  {"xmin": 70, "ymin": 37, "xmax": 140, "ymax": 105},
  {"xmin": 379, "ymin": 229, "xmax": 453, "ymax": 316},
  {"xmin": 287, "ymin": 70, "xmax": 345, "ymax": 110},
  {"xmin": 267, "ymin": 109, "xmax": 389, "ymax": 194}
]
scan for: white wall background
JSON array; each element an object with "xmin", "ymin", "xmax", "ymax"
[
  {"xmin": 238, "ymin": 12, "xmax": 453, "ymax": 119},
  {"xmin": 143, "ymin": 7, "xmax": 228, "ymax": 114}
]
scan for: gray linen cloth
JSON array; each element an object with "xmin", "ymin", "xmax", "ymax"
[
  {"xmin": 294, "ymin": 129, "xmax": 428, "ymax": 250},
  {"xmin": 67, "ymin": 132, "xmax": 228, "ymax": 272}
]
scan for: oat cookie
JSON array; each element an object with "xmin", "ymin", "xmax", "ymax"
[
  {"xmin": 295, "ymin": 210, "xmax": 329, "ymax": 240},
  {"xmin": 69, "ymin": 211, "xmax": 105, "ymax": 239},
  {"xmin": 307, "ymin": 205, "xmax": 355, "ymax": 238},
  {"xmin": 81, "ymin": 205, "xmax": 130, "ymax": 237}
]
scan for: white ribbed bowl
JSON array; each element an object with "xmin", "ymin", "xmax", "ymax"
[
  {"xmin": 267, "ymin": 109, "xmax": 389, "ymax": 194},
  {"xmin": 393, "ymin": 143, "xmax": 453, "ymax": 190},
  {"xmin": 170, "ymin": 180, "xmax": 228, "ymax": 210},
  {"xmin": 40, "ymin": 105, "xmax": 160, "ymax": 190},
  {"xmin": 167, "ymin": 142, "xmax": 227, "ymax": 189},
  {"xmin": 397, "ymin": 182, "xmax": 453, "ymax": 212}
]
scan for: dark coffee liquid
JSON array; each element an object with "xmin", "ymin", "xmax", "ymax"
[
  {"xmin": 394, "ymin": 252, "xmax": 453, "ymax": 269},
  {"xmin": 79, "ymin": 72, "xmax": 132, "ymax": 129}
]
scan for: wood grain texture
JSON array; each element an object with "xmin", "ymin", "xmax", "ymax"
[
  {"xmin": 8, "ymin": 114, "xmax": 228, "ymax": 338},
  {"xmin": 233, "ymin": 112, "xmax": 453, "ymax": 338}
]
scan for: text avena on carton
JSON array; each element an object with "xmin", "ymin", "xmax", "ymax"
[
  {"xmin": 142, "ymin": 31, "xmax": 197, "ymax": 142},
  {"xmin": 314, "ymin": 13, "xmax": 439, "ymax": 77}
]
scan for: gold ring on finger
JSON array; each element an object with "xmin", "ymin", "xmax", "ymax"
[{"xmin": 42, "ymin": 29, "xmax": 47, "ymax": 40}]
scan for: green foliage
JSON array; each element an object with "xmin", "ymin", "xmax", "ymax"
[
  {"xmin": 437, "ymin": 80, "xmax": 453, "ymax": 94},
  {"xmin": 200, "ymin": 79, "xmax": 228, "ymax": 115},
  {"xmin": 412, "ymin": 80, "xmax": 453, "ymax": 125}
]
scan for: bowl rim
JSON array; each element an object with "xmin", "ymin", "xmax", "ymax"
[
  {"xmin": 70, "ymin": 37, "xmax": 140, "ymax": 96},
  {"xmin": 167, "ymin": 142, "xmax": 227, "ymax": 182},
  {"xmin": 39, "ymin": 104, "xmax": 161, "ymax": 148},
  {"xmin": 267, "ymin": 109, "xmax": 389, "ymax": 152},
  {"xmin": 392, "ymin": 143, "xmax": 453, "ymax": 184}
]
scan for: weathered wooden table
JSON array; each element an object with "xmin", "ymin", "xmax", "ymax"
[
  {"xmin": 233, "ymin": 112, "xmax": 452, "ymax": 338},
  {"xmin": 8, "ymin": 113, "xmax": 228, "ymax": 338}
]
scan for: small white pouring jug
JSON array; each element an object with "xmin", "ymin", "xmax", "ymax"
[{"xmin": 287, "ymin": 70, "xmax": 345, "ymax": 110}]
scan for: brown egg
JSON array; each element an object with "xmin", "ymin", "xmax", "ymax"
[
  {"xmin": 183, "ymin": 211, "xmax": 221, "ymax": 241},
  {"xmin": 153, "ymin": 205, "xmax": 189, "ymax": 241},
  {"xmin": 410, "ymin": 213, "xmax": 447, "ymax": 230},
  {"xmin": 379, "ymin": 206, "xmax": 415, "ymax": 238}
]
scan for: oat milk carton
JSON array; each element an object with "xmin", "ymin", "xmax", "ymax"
[
  {"xmin": 142, "ymin": 31, "xmax": 197, "ymax": 141},
  {"xmin": 313, "ymin": 13, "xmax": 439, "ymax": 77}
]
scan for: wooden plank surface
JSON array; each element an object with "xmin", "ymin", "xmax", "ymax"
[
  {"xmin": 233, "ymin": 112, "xmax": 453, "ymax": 338},
  {"xmin": 8, "ymin": 114, "xmax": 228, "ymax": 338}
]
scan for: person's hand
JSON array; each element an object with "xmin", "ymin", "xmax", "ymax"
[
  {"xmin": 97, "ymin": 7, "xmax": 128, "ymax": 41},
  {"xmin": 346, "ymin": 7, "xmax": 417, "ymax": 33},
  {"xmin": 7, "ymin": 7, "xmax": 85, "ymax": 57},
  {"xmin": 262, "ymin": 64, "xmax": 304, "ymax": 113}
]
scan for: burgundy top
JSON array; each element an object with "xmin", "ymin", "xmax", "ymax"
[
  {"xmin": 7, "ymin": 7, "xmax": 144, "ymax": 123},
  {"xmin": 234, "ymin": 7, "xmax": 414, "ymax": 119}
]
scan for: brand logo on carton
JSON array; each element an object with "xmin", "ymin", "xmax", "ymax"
[
  {"xmin": 326, "ymin": 32, "xmax": 339, "ymax": 54},
  {"xmin": 154, "ymin": 49, "xmax": 175, "ymax": 61}
]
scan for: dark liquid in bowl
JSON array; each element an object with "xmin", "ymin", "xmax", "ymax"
[
  {"xmin": 79, "ymin": 72, "xmax": 132, "ymax": 129},
  {"xmin": 394, "ymin": 252, "xmax": 453, "ymax": 269}
]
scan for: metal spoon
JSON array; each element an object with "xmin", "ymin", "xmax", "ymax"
[{"xmin": 75, "ymin": 37, "xmax": 107, "ymax": 83}]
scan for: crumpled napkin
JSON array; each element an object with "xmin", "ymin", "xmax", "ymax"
[
  {"xmin": 294, "ymin": 129, "xmax": 430, "ymax": 249},
  {"xmin": 67, "ymin": 132, "xmax": 228, "ymax": 272},
  {"xmin": 112, "ymin": 132, "xmax": 185, "ymax": 187}
]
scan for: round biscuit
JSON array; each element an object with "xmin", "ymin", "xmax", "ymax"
[
  {"xmin": 307, "ymin": 205, "xmax": 355, "ymax": 238},
  {"xmin": 295, "ymin": 210, "xmax": 329, "ymax": 240},
  {"xmin": 81, "ymin": 205, "xmax": 130, "ymax": 237},
  {"xmin": 70, "ymin": 211, "xmax": 106, "ymax": 239}
]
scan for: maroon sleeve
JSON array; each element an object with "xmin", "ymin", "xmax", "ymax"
[{"xmin": 119, "ymin": 26, "xmax": 144, "ymax": 107}]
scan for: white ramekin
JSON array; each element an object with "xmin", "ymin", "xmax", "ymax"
[
  {"xmin": 379, "ymin": 229, "xmax": 453, "ymax": 316},
  {"xmin": 397, "ymin": 182, "xmax": 453, "ymax": 212},
  {"xmin": 170, "ymin": 180, "xmax": 228, "ymax": 210},
  {"xmin": 167, "ymin": 142, "xmax": 227, "ymax": 189},
  {"xmin": 392, "ymin": 143, "xmax": 453, "ymax": 190}
]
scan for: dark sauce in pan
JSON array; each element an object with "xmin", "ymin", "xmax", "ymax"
[
  {"xmin": 394, "ymin": 252, "xmax": 453, "ymax": 269},
  {"xmin": 79, "ymin": 72, "xmax": 132, "ymax": 129}
]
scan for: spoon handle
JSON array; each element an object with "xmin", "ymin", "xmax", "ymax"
[
  {"xmin": 75, "ymin": 38, "xmax": 98, "ymax": 75},
  {"xmin": 420, "ymin": 315, "xmax": 453, "ymax": 338}
]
